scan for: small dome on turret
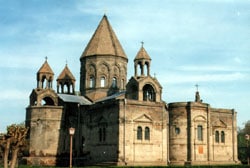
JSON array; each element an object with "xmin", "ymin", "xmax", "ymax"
[
  {"xmin": 57, "ymin": 64, "xmax": 76, "ymax": 81},
  {"xmin": 134, "ymin": 43, "xmax": 152, "ymax": 77},
  {"xmin": 57, "ymin": 64, "xmax": 76, "ymax": 94},
  {"xmin": 36, "ymin": 57, "xmax": 54, "ymax": 89},
  {"xmin": 134, "ymin": 42, "xmax": 151, "ymax": 62}
]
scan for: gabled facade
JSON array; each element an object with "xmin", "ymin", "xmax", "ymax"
[{"xmin": 25, "ymin": 15, "xmax": 239, "ymax": 166}]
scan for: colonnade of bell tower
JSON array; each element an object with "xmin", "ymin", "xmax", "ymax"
[{"xmin": 134, "ymin": 43, "xmax": 152, "ymax": 77}]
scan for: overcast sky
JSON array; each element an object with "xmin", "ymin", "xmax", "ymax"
[{"xmin": 0, "ymin": 0, "xmax": 249, "ymax": 132}]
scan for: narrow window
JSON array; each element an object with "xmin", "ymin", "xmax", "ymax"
[
  {"xmin": 197, "ymin": 125, "xmax": 203, "ymax": 141},
  {"xmin": 99, "ymin": 128, "xmax": 102, "ymax": 142},
  {"xmin": 121, "ymin": 79, "xmax": 124, "ymax": 89},
  {"xmin": 145, "ymin": 127, "xmax": 150, "ymax": 140},
  {"xmin": 99, "ymin": 127, "xmax": 106, "ymax": 142},
  {"xmin": 137, "ymin": 126, "xmax": 142, "ymax": 140},
  {"xmin": 89, "ymin": 76, "xmax": 95, "ymax": 88},
  {"xmin": 221, "ymin": 131, "xmax": 225, "ymax": 143},
  {"xmin": 103, "ymin": 127, "xmax": 106, "ymax": 142},
  {"xmin": 175, "ymin": 127, "xmax": 180, "ymax": 135},
  {"xmin": 100, "ymin": 77, "xmax": 105, "ymax": 87},
  {"xmin": 215, "ymin": 131, "xmax": 219, "ymax": 143},
  {"xmin": 112, "ymin": 77, "xmax": 117, "ymax": 88}
]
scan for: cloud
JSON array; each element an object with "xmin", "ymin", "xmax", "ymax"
[
  {"xmin": 46, "ymin": 31, "xmax": 90, "ymax": 42},
  {"xmin": 177, "ymin": 65, "xmax": 250, "ymax": 72},
  {"xmin": 159, "ymin": 72, "xmax": 247, "ymax": 84}
]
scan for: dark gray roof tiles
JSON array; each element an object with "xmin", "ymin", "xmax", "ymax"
[{"xmin": 58, "ymin": 94, "xmax": 92, "ymax": 105}]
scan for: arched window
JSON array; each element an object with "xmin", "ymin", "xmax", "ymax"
[
  {"xmin": 215, "ymin": 131, "xmax": 219, "ymax": 143},
  {"xmin": 137, "ymin": 126, "xmax": 142, "ymax": 140},
  {"xmin": 100, "ymin": 77, "xmax": 105, "ymax": 87},
  {"xmin": 63, "ymin": 84, "xmax": 69, "ymax": 93},
  {"xmin": 89, "ymin": 76, "xmax": 95, "ymax": 88},
  {"xmin": 197, "ymin": 125, "xmax": 203, "ymax": 141},
  {"xmin": 175, "ymin": 127, "xmax": 180, "ymax": 135},
  {"xmin": 112, "ymin": 77, "xmax": 117, "ymax": 88},
  {"xmin": 41, "ymin": 97, "xmax": 55, "ymax": 106},
  {"xmin": 143, "ymin": 84, "xmax": 156, "ymax": 101},
  {"xmin": 145, "ymin": 127, "xmax": 150, "ymax": 140},
  {"xmin": 41, "ymin": 75, "xmax": 46, "ymax": 88},
  {"xmin": 221, "ymin": 131, "xmax": 225, "ymax": 143},
  {"xmin": 48, "ymin": 77, "xmax": 53, "ymax": 88}
]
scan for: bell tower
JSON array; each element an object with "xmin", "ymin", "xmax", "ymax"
[
  {"xmin": 36, "ymin": 57, "xmax": 54, "ymax": 89},
  {"xmin": 29, "ymin": 58, "xmax": 58, "ymax": 106},
  {"xmin": 126, "ymin": 44, "xmax": 162, "ymax": 102},
  {"xmin": 134, "ymin": 42, "xmax": 151, "ymax": 77},
  {"xmin": 26, "ymin": 58, "xmax": 64, "ymax": 164},
  {"xmin": 56, "ymin": 64, "xmax": 76, "ymax": 94}
]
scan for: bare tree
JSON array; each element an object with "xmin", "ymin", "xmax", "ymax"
[{"xmin": 0, "ymin": 124, "xmax": 28, "ymax": 168}]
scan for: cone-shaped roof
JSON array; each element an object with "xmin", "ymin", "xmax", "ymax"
[
  {"xmin": 57, "ymin": 64, "xmax": 76, "ymax": 81},
  {"xmin": 134, "ymin": 45, "xmax": 151, "ymax": 61},
  {"xmin": 37, "ymin": 60, "xmax": 54, "ymax": 75},
  {"xmin": 81, "ymin": 15, "xmax": 127, "ymax": 59}
]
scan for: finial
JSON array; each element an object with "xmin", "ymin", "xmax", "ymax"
[
  {"xmin": 45, "ymin": 56, "xmax": 48, "ymax": 61},
  {"xmin": 195, "ymin": 84, "xmax": 202, "ymax": 102},
  {"xmin": 66, "ymin": 59, "xmax": 68, "ymax": 66},
  {"xmin": 141, "ymin": 41, "xmax": 144, "ymax": 47},
  {"xmin": 154, "ymin": 73, "xmax": 156, "ymax": 78},
  {"xmin": 195, "ymin": 84, "xmax": 199, "ymax": 92},
  {"xmin": 104, "ymin": 9, "xmax": 107, "ymax": 16}
]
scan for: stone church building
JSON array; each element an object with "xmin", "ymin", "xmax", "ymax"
[{"xmin": 25, "ymin": 15, "xmax": 238, "ymax": 166}]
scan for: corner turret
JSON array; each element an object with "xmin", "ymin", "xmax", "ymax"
[
  {"xmin": 134, "ymin": 42, "xmax": 151, "ymax": 77},
  {"xmin": 57, "ymin": 64, "xmax": 76, "ymax": 94},
  {"xmin": 126, "ymin": 44, "xmax": 162, "ymax": 102},
  {"xmin": 36, "ymin": 57, "xmax": 54, "ymax": 89}
]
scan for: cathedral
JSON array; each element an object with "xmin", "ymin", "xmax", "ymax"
[{"xmin": 25, "ymin": 15, "xmax": 239, "ymax": 166}]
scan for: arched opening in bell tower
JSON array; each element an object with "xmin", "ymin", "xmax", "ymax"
[
  {"xmin": 143, "ymin": 84, "xmax": 156, "ymax": 101},
  {"xmin": 41, "ymin": 96, "xmax": 55, "ymax": 106}
]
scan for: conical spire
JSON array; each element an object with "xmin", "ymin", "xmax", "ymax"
[
  {"xmin": 134, "ymin": 43, "xmax": 151, "ymax": 77},
  {"xmin": 37, "ymin": 57, "xmax": 54, "ymax": 89},
  {"xmin": 134, "ymin": 42, "xmax": 151, "ymax": 61},
  {"xmin": 37, "ymin": 58, "xmax": 54, "ymax": 75},
  {"xmin": 57, "ymin": 64, "xmax": 76, "ymax": 81},
  {"xmin": 80, "ymin": 15, "xmax": 127, "ymax": 59},
  {"xmin": 57, "ymin": 64, "xmax": 76, "ymax": 94}
]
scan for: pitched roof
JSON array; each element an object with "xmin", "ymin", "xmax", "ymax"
[
  {"xmin": 58, "ymin": 94, "xmax": 92, "ymax": 105},
  {"xmin": 134, "ymin": 46, "xmax": 151, "ymax": 61},
  {"xmin": 37, "ymin": 60, "xmax": 54, "ymax": 75},
  {"xmin": 95, "ymin": 91, "xmax": 126, "ymax": 103},
  {"xmin": 57, "ymin": 64, "xmax": 76, "ymax": 81},
  {"xmin": 81, "ymin": 15, "xmax": 127, "ymax": 59}
]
